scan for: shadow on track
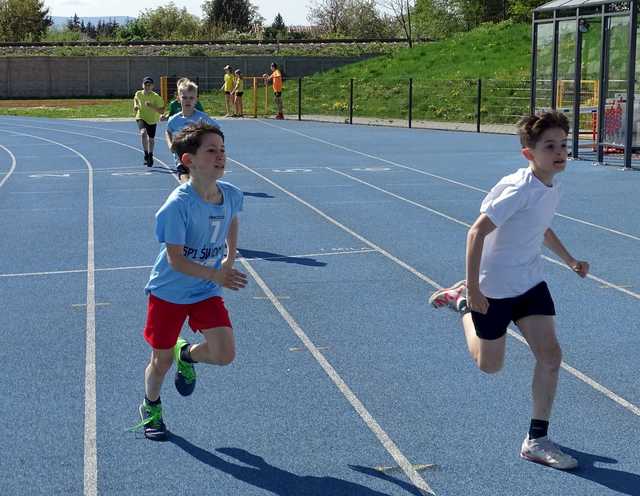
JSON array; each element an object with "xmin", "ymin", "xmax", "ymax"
[{"xmin": 169, "ymin": 435, "xmax": 421, "ymax": 496}]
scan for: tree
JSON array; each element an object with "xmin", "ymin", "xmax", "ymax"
[
  {"xmin": 509, "ymin": 0, "xmax": 548, "ymax": 22},
  {"xmin": 413, "ymin": 0, "xmax": 464, "ymax": 40},
  {"xmin": 308, "ymin": 0, "xmax": 391, "ymax": 38},
  {"xmin": 202, "ymin": 0, "xmax": 261, "ymax": 32},
  {"xmin": 264, "ymin": 12, "xmax": 287, "ymax": 41},
  {"xmin": 307, "ymin": 0, "xmax": 347, "ymax": 34},
  {"xmin": 137, "ymin": 2, "xmax": 201, "ymax": 40},
  {"xmin": 66, "ymin": 13, "xmax": 81, "ymax": 32},
  {"xmin": 379, "ymin": 0, "xmax": 414, "ymax": 46},
  {"xmin": 0, "ymin": 0, "xmax": 52, "ymax": 41}
]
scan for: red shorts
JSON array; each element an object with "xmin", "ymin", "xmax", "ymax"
[{"xmin": 143, "ymin": 294, "xmax": 232, "ymax": 350}]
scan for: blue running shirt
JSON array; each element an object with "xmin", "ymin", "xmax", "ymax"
[{"xmin": 145, "ymin": 180, "xmax": 243, "ymax": 304}]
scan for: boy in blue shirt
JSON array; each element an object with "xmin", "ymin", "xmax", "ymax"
[
  {"xmin": 166, "ymin": 79, "xmax": 220, "ymax": 181},
  {"xmin": 135, "ymin": 122, "xmax": 247, "ymax": 440}
]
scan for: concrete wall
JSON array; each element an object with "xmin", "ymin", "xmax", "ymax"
[{"xmin": 0, "ymin": 55, "xmax": 372, "ymax": 98}]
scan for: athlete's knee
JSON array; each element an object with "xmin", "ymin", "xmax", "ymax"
[
  {"xmin": 216, "ymin": 349, "xmax": 235, "ymax": 366},
  {"xmin": 150, "ymin": 353, "xmax": 172, "ymax": 375},
  {"xmin": 139, "ymin": 128, "xmax": 148, "ymax": 137},
  {"xmin": 477, "ymin": 356, "xmax": 504, "ymax": 374},
  {"xmin": 537, "ymin": 344, "xmax": 562, "ymax": 371}
]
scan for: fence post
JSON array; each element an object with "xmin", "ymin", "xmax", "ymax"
[
  {"xmin": 408, "ymin": 78, "xmax": 413, "ymax": 128},
  {"xmin": 298, "ymin": 77, "xmax": 302, "ymax": 121},
  {"xmin": 476, "ymin": 78, "xmax": 482, "ymax": 133},
  {"xmin": 349, "ymin": 78, "xmax": 354, "ymax": 125}
]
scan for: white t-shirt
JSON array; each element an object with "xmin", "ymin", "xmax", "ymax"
[{"xmin": 479, "ymin": 167, "xmax": 561, "ymax": 299}]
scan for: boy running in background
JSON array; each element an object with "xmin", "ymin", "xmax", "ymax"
[
  {"xmin": 429, "ymin": 111, "xmax": 589, "ymax": 470},
  {"xmin": 166, "ymin": 79, "xmax": 220, "ymax": 181},
  {"xmin": 133, "ymin": 76, "xmax": 165, "ymax": 167},
  {"xmin": 133, "ymin": 122, "xmax": 247, "ymax": 441},
  {"xmin": 263, "ymin": 62, "xmax": 284, "ymax": 119},
  {"xmin": 164, "ymin": 77, "xmax": 204, "ymax": 120}
]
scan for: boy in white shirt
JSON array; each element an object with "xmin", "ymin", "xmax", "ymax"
[{"xmin": 429, "ymin": 111, "xmax": 589, "ymax": 470}]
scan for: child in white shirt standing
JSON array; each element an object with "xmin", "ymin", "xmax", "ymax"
[{"xmin": 429, "ymin": 111, "xmax": 589, "ymax": 470}]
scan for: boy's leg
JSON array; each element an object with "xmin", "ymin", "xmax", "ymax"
[
  {"xmin": 190, "ymin": 326, "xmax": 236, "ymax": 365},
  {"xmin": 145, "ymin": 348, "xmax": 173, "ymax": 401},
  {"xmin": 516, "ymin": 315, "xmax": 562, "ymax": 421},
  {"xmin": 140, "ymin": 128, "xmax": 149, "ymax": 152},
  {"xmin": 516, "ymin": 314, "xmax": 576, "ymax": 469},
  {"xmin": 462, "ymin": 313, "xmax": 506, "ymax": 374}
]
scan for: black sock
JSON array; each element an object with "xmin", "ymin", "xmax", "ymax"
[
  {"xmin": 144, "ymin": 395, "xmax": 161, "ymax": 406},
  {"xmin": 180, "ymin": 344, "xmax": 197, "ymax": 364},
  {"xmin": 529, "ymin": 419, "xmax": 549, "ymax": 439}
]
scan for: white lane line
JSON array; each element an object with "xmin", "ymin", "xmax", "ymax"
[
  {"xmin": 259, "ymin": 120, "xmax": 640, "ymax": 242},
  {"xmin": 228, "ymin": 155, "xmax": 640, "ymax": 419},
  {"xmin": 0, "ymin": 250, "xmax": 376, "ymax": 278},
  {"xmin": 0, "ymin": 129, "xmax": 98, "ymax": 496},
  {"xmin": 0, "ymin": 144, "xmax": 17, "ymax": 189},
  {"xmin": 239, "ymin": 258, "xmax": 435, "ymax": 496},
  {"xmin": 327, "ymin": 167, "xmax": 640, "ymax": 302}
]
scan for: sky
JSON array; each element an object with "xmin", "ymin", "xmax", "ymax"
[{"xmin": 45, "ymin": 0, "xmax": 311, "ymax": 26}]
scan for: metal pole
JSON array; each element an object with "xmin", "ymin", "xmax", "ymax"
[
  {"xmin": 572, "ymin": 10, "xmax": 583, "ymax": 160},
  {"xmin": 531, "ymin": 20, "xmax": 538, "ymax": 114},
  {"xmin": 551, "ymin": 12, "xmax": 559, "ymax": 109},
  {"xmin": 349, "ymin": 78, "xmax": 354, "ymax": 125},
  {"xmin": 624, "ymin": 0, "xmax": 637, "ymax": 169},
  {"xmin": 476, "ymin": 78, "xmax": 482, "ymax": 133},
  {"xmin": 408, "ymin": 78, "xmax": 413, "ymax": 128},
  {"xmin": 298, "ymin": 77, "xmax": 302, "ymax": 121},
  {"xmin": 597, "ymin": 11, "xmax": 609, "ymax": 163}
]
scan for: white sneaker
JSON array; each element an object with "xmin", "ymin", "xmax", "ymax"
[
  {"xmin": 520, "ymin": 436, "xmax": 578, "ymax": 470},
  {"xmin": 428, "ymin": 280, "xmax": 467, "ymax": 312}
]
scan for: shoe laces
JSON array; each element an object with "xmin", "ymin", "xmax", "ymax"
[
  {"xmin": 530, "ymin": 437, "xmax": 571, "ymax": 461},
  {"xmin": 176, "ymin": 358, "xmax": 196, "ymax": 383},
  {"xmin": 128, "ymin": 403, "xmax": 163, "ymax": 432}
]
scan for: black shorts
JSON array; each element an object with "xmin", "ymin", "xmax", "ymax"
[
  {"xmin": 274, "ymin": 91, "xmax": 282, "ymax": 98},
  {"xmin": 471, "ymin": 281, "xmax": 555, "ymax": 340},
  {"xmin": 235, "ymin": 92, "xmax": 244, "ymax": 97},
  {"xmin": 136, "ymin": 120, "xmax": 157, "ymax": 138},
  {"xmin": 225, "ymin": 91, "xmax": 232, "ymax": 95}
]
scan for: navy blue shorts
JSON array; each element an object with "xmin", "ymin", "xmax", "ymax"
[
  {"xmin": 136, "ymin": 119, "xmax": 157, "ymax": 138},
  {"xmin": 471, "ymin": 281, "xmax": 555, "ymax": 340}
]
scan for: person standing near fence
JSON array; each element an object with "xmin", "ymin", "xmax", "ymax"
[
  {"xmin": 233, "ymin": 69, "xmax": 244, "ymax": 118},
  {"xmin": 133, "ymin": 76, "xmax": 165, "ymax": 167},
  {"xmin": 263, "ymin": 62, "xmax": 284, "ymax": 120},
  {"xmin": 221, "ymin": 65, "xmax": 235, "ymax": 117}
]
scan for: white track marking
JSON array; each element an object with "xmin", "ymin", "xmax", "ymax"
[
  {"xmin": 2, "ymin": 121, "xmax": 431, "ymax": 492},
  {"xmin": 0, "ymin": 250, "xmax": 376, "ymax": 278},
  {"xmin": 228, "ymin": 155, "xmax": 640, "ymax": 419},
  {"xmin": 0, "ymin": 129, "xmax": 98, "ymax": 496},
  {"xmin": 328, "ymin": 167, "xmax": 640, "ymax": 301},
  {"xmin": 240, "ymin": 259, "xmax": 435, "ymax": 495},
  {"xmin": 259, "ymin": 120, "xmax": 640, "ymax": 242},
  {"xmin": 0, "ymin": 144, "xmax": 17, "ymax": 189}
]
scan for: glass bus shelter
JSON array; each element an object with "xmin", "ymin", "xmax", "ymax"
[{"xmin": 532, "ymin": 0, "xmax": 639, "ymax": 169}]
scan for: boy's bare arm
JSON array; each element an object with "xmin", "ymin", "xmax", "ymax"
[
  {"xmin": 165, "ymin": 244, "xmax": 247, "ymax": 290},
  {"xmin": 165, "ymin": 130, "xmax": 173, "ymax": 150},
  {"xmin": 544, "ymin": 228, "xmax": 589, "ymax": 277},
  {"xmin": 466, "ymin": 214, "xmax": 496, "ymax": 313},
  {"xmin": 223, "ymin": 216, "xmax": 239, "ymax": 267}
]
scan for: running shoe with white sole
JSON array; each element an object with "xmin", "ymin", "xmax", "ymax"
[
  {"xmin": 520, "ymin": 435, "xmax": 578, "ymax": 470},
  {"xmin": 428, "ymin": 280, "xmax": 467, "ymax": 313}
]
